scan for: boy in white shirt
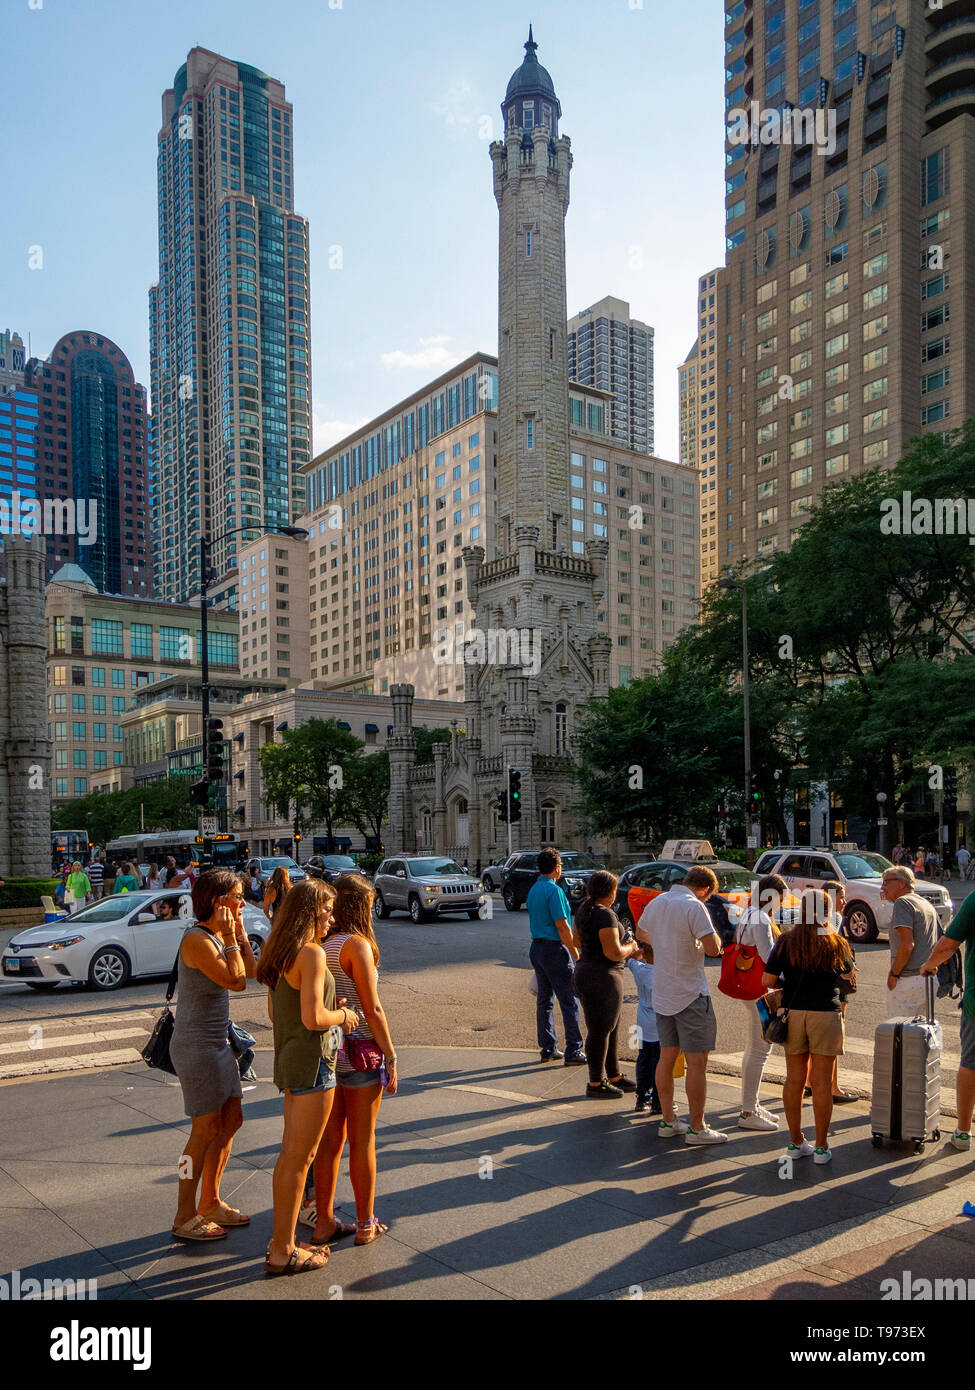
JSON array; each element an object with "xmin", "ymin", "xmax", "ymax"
[
  {"xmin": 736, "ymin": 874, "xmax": 786, "ymax": 1131},
  {"xmin": 627, "ymin": 943, "xmax": 661, "ymax": 1114}
]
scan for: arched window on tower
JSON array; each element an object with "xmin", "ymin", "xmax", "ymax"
[
  {"xmin": 540, "ymin": 802, "xmax": 557, "ymax": 843},
  {"xmin": 555, "ymin": 703, "xmax": 568, "ymax": 755},
  {"xmin": 523, "ymin": 100, "xmax": 535, "ymax": 130}
]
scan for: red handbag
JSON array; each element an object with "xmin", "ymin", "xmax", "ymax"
[{"xmin": 718, "ymin": 929, "xmax": 767, "ymax": 1001}]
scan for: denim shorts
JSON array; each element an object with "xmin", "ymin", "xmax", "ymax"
[
  {"xmin": 290, "ymin": 1057, "xmax": 337, "ymax": 1096},
  {"xmin": 338, "ymin": 1066, "xmax": 383, "ymax": 1090}
]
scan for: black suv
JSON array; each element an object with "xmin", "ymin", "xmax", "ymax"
[{"xmin": 501, "ymin": 851, "xmax": 605, "ymax": 914}]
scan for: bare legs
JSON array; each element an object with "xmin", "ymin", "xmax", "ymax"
[
  {"xmin": 267, "ymin": 1088, "xmax": 333, "ymax": 1268},
  {"xmin": 173, "ymin": 1095, "xmax": 244, "ymax": 1229},
  {"xmin": 312, "ymin": 1081, "xmax": 384, "ymax": 1241},
  {"xmin": 785, "ymin": 1053, "xmax": 833, "ymax": 1148}
]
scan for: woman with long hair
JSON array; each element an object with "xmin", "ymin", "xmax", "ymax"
[
  {"xmin": 257, "ymin": 878, "xmax": 360, "ymax": 1276},
  {"xmin": 263, "ymin": 865, "xmax": 291, "ymax": 921},
  {"xmin": 170, "ymin": 869, "xmax": 258, "ymax": 1241},
  {"xmin": 305, "ymin": 874, "xmax": 398, "ymax": 1247},
  {"xmin": 762, "ymin": 888, "xmax": 857, "ymax": 1166},
  {"xmin": 572, "ymin": 870, "xmax": 640, "ymax": 1099},
  {"xmin": 114, "ymin": 861, "xmax": 140, "ymax": 894},
  {"xmin": 735, "ymin": 874, "xmax": 786, "ymax": 1132}
]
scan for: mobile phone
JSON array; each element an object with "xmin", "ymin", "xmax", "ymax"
[{"xmin": 379, "ymin": 1064, "xmax": 389, "ymax": 1089}]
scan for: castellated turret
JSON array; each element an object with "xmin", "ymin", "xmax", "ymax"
[{"xmin": 0, "ymin": 536, "xmax": 52, "ymax": 876}]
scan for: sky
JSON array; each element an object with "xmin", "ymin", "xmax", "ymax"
[{"xmin": 1, "ymin": 0, "xmax": 727, "ymax": 463}]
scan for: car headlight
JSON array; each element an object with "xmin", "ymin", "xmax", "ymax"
[{"xmin": 48, "ymin": 937, "xmax": 84, "ymax": 950}]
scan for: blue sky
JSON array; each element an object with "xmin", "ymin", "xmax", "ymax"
[{"xmin": 2, "ymin": 0, "xmax": 726, "ymax": 461}]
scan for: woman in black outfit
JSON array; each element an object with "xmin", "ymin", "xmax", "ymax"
[{"xmin": 572, "ymin": 871, "xmax": 641, "ymax": 1098}]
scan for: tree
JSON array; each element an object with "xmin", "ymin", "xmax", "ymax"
[
  {"xmin": 345, "ymin": 751, "xmax": 390, "ymax": 847},
  {"xmin": 260, "ymin": 719, "xmax": 362, "ymax": 852},
  {"xmin": 52, "ymin": 779, "xmax": 195, "ymax": 846},
  {"xmin": 414, "ymin": 726, "xmax": 453, "ymax": 765}
]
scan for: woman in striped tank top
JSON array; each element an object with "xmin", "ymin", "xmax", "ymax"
[{"xmin": 308, "ymin": 874, "xmax": 397, "ymax": 1247}]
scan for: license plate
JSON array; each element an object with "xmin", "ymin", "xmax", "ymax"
[{"xmin": 5, "ymin": 958, "xmax": 20, "ymax": 972}]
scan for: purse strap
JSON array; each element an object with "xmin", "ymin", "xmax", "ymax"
[{"xmin": 164, "ymin": 925, "xmax": 199, "ymax": 1004}]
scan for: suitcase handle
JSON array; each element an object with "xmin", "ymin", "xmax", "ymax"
[{"xmin": 924, "ymin": 972, "xmax": 935, "ymax": 1025}]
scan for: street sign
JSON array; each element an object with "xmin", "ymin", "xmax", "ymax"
[
  {"xmin": 747, "ymin": 835, "xmax": 758, "ymax": 849},
  {"xmin": 198, "ymin": 815, "xmax": 218, "ymax": 836},
  {"xmin": 877, "ymin": 819, "xmax": 888, "ymax": 827}
]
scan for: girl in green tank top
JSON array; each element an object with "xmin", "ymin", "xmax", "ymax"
[{"xmin": 256, "ymin": 878, "xmax": 359, "ymax": 1276}]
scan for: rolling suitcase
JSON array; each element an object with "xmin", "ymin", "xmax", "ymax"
[{"xmin": 870, "ymin": 976, "xmax": 942, "ymax": 1154}]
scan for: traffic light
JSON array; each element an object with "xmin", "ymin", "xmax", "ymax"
[
  {"xmin": 206, "ymin": 717, "xmax": 226, "ymax": 782},
  {"xmin": 496, "ymin": 790, "xmax": 508, "ymax": 823},
  {"xmin": 508, "ymin": 767, "xmax": 522, "ymax": 823},
  {"xmin": 190, "ymin": 780, "xmax": 210, "ymax": 807},
  {"xmin": 294, "ymin": 829, "xmax": 302, "ymax": 848}
]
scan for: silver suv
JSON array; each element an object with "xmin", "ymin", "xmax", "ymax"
[
  {"xmin": 753, "ymin": 845, "xmax": 953, "ymax": 944},
  {"xmin": 373, "ymin": 856, "xmax": 484, "ymax": 923}
]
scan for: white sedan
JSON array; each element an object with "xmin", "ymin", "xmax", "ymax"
[{"xmin": 0, "ymin": 890, "xmax": 272, "ymax": 992}]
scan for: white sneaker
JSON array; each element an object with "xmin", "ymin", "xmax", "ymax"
[
  {"xmin": 738, "ymin": 1111, "xmax": 779, "ymax": 1132},
  {"xmin": 298, "ymin": 1201, "xmax": 317, "ymax": 1229},
  {"xmin": 951, "ymin": 1130, "xmax": 971, "ymax": 1152},
  {"xmin": 685, "ymin": 1125, "xmax": 729, "ymax": 1145},
  {"xmin": 786, "ymin": 1139, "xmax": 814, "ymax": 1158},
  {"xmin": 658, "ymin": 1116, "xmax": 689, "ymax": 1137},
  {"xmin": 757, "ymin": 1105, "xmax": 779, "ymax": 1123},
  {"xmin": 813, "ymin": 1146, "xmax": 833, "ymax": 1165}
]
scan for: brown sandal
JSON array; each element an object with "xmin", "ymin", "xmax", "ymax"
[
  {"xmin": 172, "ymin": 1215, "xmax": 228, "ymax": 1242},
  {"xmin": 309, "ymin": 1219, "xmax": 356, "ymax": 1246},
  {"xmin": 202, "ymin": 1204, "xmax": 251, "ymax": 1227},
  {"xmin": 355, "ymin": 1217, "xmax": 388, "ymax": 1246},
  {"xmin": 264, "ymin": 1244, "xmax": 330, "ymax": 1277}
]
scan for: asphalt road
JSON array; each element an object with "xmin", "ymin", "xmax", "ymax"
[{"xmin": 0, "ymin": 897, "xmax": 968, "ymax": 1087}]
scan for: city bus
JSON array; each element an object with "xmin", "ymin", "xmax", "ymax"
[
  {"xmin": 51, "ymin": 829, "xmax": 91, "ymax": 869},
  {"xmin": 105, "ymin": 831, "xmax": 245, "ymax": 879}
]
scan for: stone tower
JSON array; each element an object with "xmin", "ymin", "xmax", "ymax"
[
  {"xmin": 0, "ymin": 536, "xmax": 52, "ymax": 876},
  {"xmin": 490, "ymin": 26, "xmax": 573, "ymax": 554}
]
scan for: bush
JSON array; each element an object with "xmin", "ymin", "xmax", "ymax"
[
  {"xmin": 0, "ymin": 877, "xmax": 61, "ymax": 910},
  {"xmin": 355, "ymin": 853, "xmax": 383, "ymax": 875},
  {"xmin": 716, "ymin": 847, "xmax": 749, "ymax": 866}
]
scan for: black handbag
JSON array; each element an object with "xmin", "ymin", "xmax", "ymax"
[
  {"xmin": 140, "ymin": 949, "xmax": 181, "ymax": 1075},
  {"xmin": 763, "ymin": 1009, "xmax": 790, "ymax": 1045}
]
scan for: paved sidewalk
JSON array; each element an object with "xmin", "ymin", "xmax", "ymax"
[{"xmin": 1, "ymin": 1046, "xmax": 973, "ymax": 1301}]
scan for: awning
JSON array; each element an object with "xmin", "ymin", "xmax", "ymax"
[
  {"xmin": 365, "ymin": 722, "xmax": 379, "ymax": 733},
  {"xmin": 337, "ymin": 721, "xmax": 351, "ymax": 731}
]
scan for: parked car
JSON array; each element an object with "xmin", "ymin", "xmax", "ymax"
[
  {"xmin": 249, "ymin": 857, "xmax": 308, "ymax": 887},
  {"xmin": 479, "ymin": 860, "xmax": 508, "ymax": 893},
  {"xmin": 302, "ymin": 854, "xmax": 367, "ymax": 883},
  {"xmin": 500, "ymin": 851, "xmax": 605, "ymax": 914},
  {"xmin": 0, "ymin": 890, "xmax": 272, "ymax": 992},
  {"xmin": 753, "ymin": 844, "xmax": 953, "ymax": 944},
  {"xmin": 372, "ymin": 856, "xmax": 484, "ymax": 923}
]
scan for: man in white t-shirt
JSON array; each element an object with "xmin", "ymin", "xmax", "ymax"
[
  {"xmin": 636, "ymin": 865, "xmax": 725, "ymax": 1145},
  {"xmin": 735, "ymin": 873, "xmax": 787, "ymax": 1133}
]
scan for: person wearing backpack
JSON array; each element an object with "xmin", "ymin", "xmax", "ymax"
[{"xmin": 732, "ymin": 874, "xmax": 785, "ymax": 1133}]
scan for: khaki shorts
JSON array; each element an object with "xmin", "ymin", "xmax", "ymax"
[{"xmin": 784, "ymin": 1008, "xmax": 844, "ymax": 1057}]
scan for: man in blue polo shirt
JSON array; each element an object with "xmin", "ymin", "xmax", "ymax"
[{"xmin": 527, "ymin": 847, "xmax": 586, "ymax": 1065}]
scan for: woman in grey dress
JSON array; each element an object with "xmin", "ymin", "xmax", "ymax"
[{"xmin": 170, "ymin": 869, "xmax": 258, "ymax": 1242}]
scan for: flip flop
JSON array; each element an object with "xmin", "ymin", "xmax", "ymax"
[
  {"xmin": 202, "ymin": 1204, "xmax": 251, "ymax": 1226},
  {"xmin": 831, "ymin": 1091, "xmax": 860, "ymax": 1103},
  {"xmin": 309, "ymin": 1219, "xmax": 356, "ymax": 1246},
  {"xmin": 264, "ymin": 1244, "xmax": 330, "ymax": 1277},
  {"xmin": 172, "ymin": 1215, "xmax": 228, "ymax": 1242}
]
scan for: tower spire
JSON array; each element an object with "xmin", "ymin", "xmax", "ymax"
[{"xmin": 526, "ymin": 24, "xmax": 536, "ymax": 53}]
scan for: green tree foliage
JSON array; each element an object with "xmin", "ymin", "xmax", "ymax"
[
  {"xmin": 52, "ymin": 779, "xmax": 195, "ymax": 847},
  {"xmin": 260, "ymin": 719, "xmax": 363, "ymax": 852},
  {"xmin": 344, "ymin": 751, "xmax": 390, "ymax": 846}
]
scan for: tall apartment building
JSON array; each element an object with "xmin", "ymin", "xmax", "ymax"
[
  {"xmin": 25, "ymin": 331, "xmax": 151, "ymax": 595},
  {"xmin": 237, "ymin": 529, "xmax": 310, "ymax": 685},
  {"xmin": 719, "ymin": 0, "xmax": 972, "ymax": 570},
  {"xmin": 0, "ymin": 329, "xmax": 40, "ymax": 536},
  {"xmin": 45, "ymin": 566, "xmax": 238, "ymax": 804},
  {"xmin": 679, "ymin": 270, "xmax": 724, "ymax": 590},
  {"xmin": 567, "ymin": 296, "xmax": 655, "ymax": 454},
  {"xmin": 150, "ymin": 48, "xmax": 311, "ymax": 608},
  {"xmin": 299, "ymin": 354, "xmax": 699, "ymax": 698}
]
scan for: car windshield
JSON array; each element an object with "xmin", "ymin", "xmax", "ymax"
[
  {"xmin": 63, "ymin": 893, "xmax": 156, "ymax": 923},
  {"xmin": 407, "ymin": 858, "xmax": 464, "ymax": 877},
  {"xmin": 715, "ymin": 867, "xmax": 755, "ymax": 893},
  {"xmin": 261, "ymin": 859, "xmax": 299, "ymax": 871},
  {"xmin": 560, "ymin": 853, "xmax": 601, "ymax": 871},
  {"xmin": 859, "ymin": 852, "xmax": 892, "ymax": 873},
  {"xmin": 322, "ymin": 856, "xmax": 356, "ymax": 870},
  {"xmin": 835, "ymin": 853, "xmax": 884, "ymax": 880}
]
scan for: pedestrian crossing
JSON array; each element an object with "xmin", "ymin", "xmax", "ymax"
[{"xmin": 0, "ymin": 1010, "xmax": 154, "ymax": 1082}]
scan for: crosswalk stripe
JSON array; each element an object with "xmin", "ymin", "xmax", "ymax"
[
  {"xmin": 0, "ymin": 1047, "xmax": 144, "ymax": 1081},
  {"xmin": 0, "ymin": 1010, "xmax": 155, "ymax": 1038},
  {"xmin": 0, "ymin": 1026, "xmax": 149, "ymax": 1057}
]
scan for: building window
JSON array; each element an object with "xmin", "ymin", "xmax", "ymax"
[
  {"xmin": 130, "ymin": 623, "xmax": 153, "ymax": 658},
  {"xmin": 555, "ymin": 702, "xmax": 568, "ymax": 755},
  {"xmin": 91, "ymin": 619, "xmax": 123, "ymax": 656},
  {"xmin": 527, "ymin": 419, "xmax": 534, "ymax": 450},
  {"xmin": 540, "ymin": 803, "xmax": 557, "ymax": 843}
]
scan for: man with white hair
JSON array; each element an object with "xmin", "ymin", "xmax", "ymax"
[{"xmin": 880, "ymin": 865, "xmax": 938, "ymax": 1018}]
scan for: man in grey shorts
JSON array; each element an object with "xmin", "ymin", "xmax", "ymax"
[{"xmin": 636, "ymin": 865, "xmax": 726, "ymax": 1145}]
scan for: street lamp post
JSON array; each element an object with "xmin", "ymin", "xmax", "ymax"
[
  {"xmin": 876, "ymin": 790, "xmax": 888, "ymax": 858},
  {"xmin": 719, "ymin": 575, "xmax": 753, "ymax": 861},
  {"xmin": 194, "ymin": 524, "xmax": 309, "ymax": 847}
]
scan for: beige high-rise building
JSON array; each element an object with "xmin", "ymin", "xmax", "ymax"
[
  {"xmin": 298, "ymin": 353, "xmax": 698, "ymax": 700},
  {"xmin": 717, "ymin": 1, "xmax": 971, "ymax": 572},
  {"xmin": 568, "ymin": 295, "xmax": 655, "ymax": 455},
  {"xmin": 679, "ymin": 267, "xmax": 725, "ymax": 591},
  {"xmin": 237, "ymin": 531, "xmax": 310, "ymax": 685}
]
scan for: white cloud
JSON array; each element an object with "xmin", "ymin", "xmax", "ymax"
[
  {"xmin": 312, "ymin": 404, "xmax": 370, "ymax": 455},
  {"xmin": 380, "ymin": 335, "xmax": 460, "ymax": 371},
  {"xmin": 431, "ymin": 79, "xmax": 482, "ymax": 140}
]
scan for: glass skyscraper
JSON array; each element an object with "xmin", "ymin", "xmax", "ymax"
[
  {"xmin": 149, "ymin": 48, "xmax": 311, "ymax": 607},
  {"xmin": 567, "ymin": 297, "xmax": 655, "ymax": 455}
]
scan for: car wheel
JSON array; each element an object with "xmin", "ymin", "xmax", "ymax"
[
  {"xmin": 26, "ymin": 982, "xmax": 60, "ymax": 992},
  {"xmin": 618, "ymin": 908, "xmax": 635, "ymax": 934},
  {"xmin": 373, "ymin": 892, "xmax": 391, "ymax": 920},
  {"xmin": 843, "ymin": 903, "xmax": 878, "ymax": 944},
  {"xmin": 482, "ymin": 873, "xmax": 495, "ymax": 892},
  {"xmin": 409, "ymin": 895, "xmax": 429, "ymax": 924},
  {"xmin": 467, "ymin": 908, "xmax": 481, "ymax": 920},
  {"xmin": 247, "ymin": 935, "xmax": 263, "ymax": 961},
  {"xmin": 503, "ymin": 885, "xmax": 520, "ymax": 912},
  {"xmin": 87, "ymin": 946, "xmax": 131, "ymax": 992}
]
